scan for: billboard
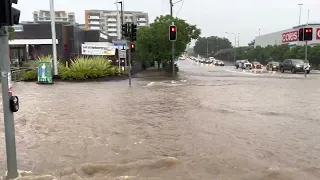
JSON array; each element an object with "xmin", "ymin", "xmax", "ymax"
[
  {"xmin": 282, "ymin": 30, "xmax": 298, "ymax": 43},
  {"xmin": 81, "ymin": 44, "xmax": 116, "ymax": 56}
]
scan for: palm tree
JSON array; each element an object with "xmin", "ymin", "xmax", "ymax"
[{"xmin": 8, "ymin": 26, "xmax": 15, "ymax": 41}]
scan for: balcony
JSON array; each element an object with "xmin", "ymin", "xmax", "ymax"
[
  {"xmin": 107, "ymin": 28, "xmax": 117, "ymax": 32},
  {"xmin": 89, "ymin": 26, "xmax": 100, "ymax": 30},
  {"xmin": 107, "ymin": 18, "xmax": 117, "ymax": 22},
  {"xmin": 88, "ymin": 16, "xmax": 100, "ymax": 19},
  {"xmin": 137, "ymin": 18, "xmax": 146, "ymax": 21},
  {"xmin": 108, "ymin": 33, "xmax": 118, "ymax": 37},
  {"xmin": 89, "ymin": 21, "xmax": 100, "ymax": 25},
  {"xmin": 137, "ymin": 23, "xmax": 146, "ymax": 26}
]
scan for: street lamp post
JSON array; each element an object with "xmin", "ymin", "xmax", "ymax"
[
  {"xmin": 206, "ymin": 38, "xmax": 208, "ymax": 58},
  {"xmin": 49, "ymin": 0, "xmax": 58, "ymax": 76},
  {"xmin": 298, "ymin": 4, "xmax": 303, "ymax": 25},
  {"xmin": 225, "ymin": 32, "xmax": 238, "ymax": 62}
]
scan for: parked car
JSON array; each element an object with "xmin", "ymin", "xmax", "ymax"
[
  {"xmin": 279, "ymin": 59, "xmax": 310, "ymax": 74},
  {"xmin": 252, "ymin": 61, "xmax": 263, "ymax": 69},
  {"xmin": 266, "ymin": 61, "xmax": 280, "ymax": 71}
]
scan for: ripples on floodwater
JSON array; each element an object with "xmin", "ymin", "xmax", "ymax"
[{"xmin": 0, "ymin": 66, "xmax": 320, "ymax": 179}]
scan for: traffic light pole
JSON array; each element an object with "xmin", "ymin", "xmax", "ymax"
[
  {"xmin": 170, "ymin": 0, "xmax": 175, "ymax": 77},
  {"xmin": 304, "ymin": 40, "xmax": 308, "ymax": 77},
  {"xmin": 128, "ymin": 45, "xmax": 132, "ymax": 86},
  {"xmin": 0, "ymin": 26, "xmax": 19, "ymax": 179}
]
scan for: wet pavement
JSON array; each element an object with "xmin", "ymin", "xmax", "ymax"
[{"xmin": 0, "ymin": 59, "xmax": 320, "ymax": 179}]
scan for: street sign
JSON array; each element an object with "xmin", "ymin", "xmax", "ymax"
[
  {"xmin": 119, "ymin": 50, "xmax": 126, "ymax": 58},
  {"xmin": 112, "ymin": 39, "xmax": 127, "ymax": 46},
  {"xmin": 37, "ymin": 62, "xmax": 53, "ymax": 84}
]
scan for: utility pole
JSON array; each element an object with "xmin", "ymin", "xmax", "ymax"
[
  {"xmin": 0, "ymin": 26, "xmax": 19, "ymax": 179},
  {"xmin": 234, "ymin": 35, "xmax": 236, "ymax": 62},
  {"xmin": 170, "ymin": 0, "xmax": 175, "ymax": 77},
  {"xmin": 237, "ymin": 33, "xmax": 240, "ymax": 47}
]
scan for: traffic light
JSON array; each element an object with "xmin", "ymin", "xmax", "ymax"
[
  {"xmin": 130, "ymin": 43, "xmax": 135, "ymax": 52},
  {"xmin": 121, "ymin": 24, "xmax": 128, "ymax": 37},
  {"xmin": 298, "ymin": 28, "xmax": 304, "ymax": 41},
  {"xmin": 0, "ymin": 0, "xmax": 20, "ymax": 26},
  {"xmin": 130, "ymin": 23, "xmax": 137, "ymax": 41},
  {"xmin": 304, "ymin": 28, "xmax": 313, "ymax": 41},
  {"xmin": 169, "ymin": 25, "xmax": 177, "ymax": 41}
]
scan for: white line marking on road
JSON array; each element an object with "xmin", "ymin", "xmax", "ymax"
[{"xmin": 225, "ymin": 69, "xmax": 261, "ymax": 75}]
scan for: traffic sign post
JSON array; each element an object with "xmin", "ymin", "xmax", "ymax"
[
  {"xmin": 0, "ymin": 26, "xmax": 19, "ymax": 179},
  {"xmin": 119, "ymin": 50, "xmax": 126, "ymax": 59}
]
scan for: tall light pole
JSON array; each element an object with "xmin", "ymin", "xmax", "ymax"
[
  {"xmin": 49, "ymin": 0, "xmax": 58, "ymax": 76},
  {"xmin": 237, "ymin": 33, "xmax": 240, "ymax": 47},
  {"xmin": 206, "ymin": 38, "xmax": 209, "ymax": 58},
  {"xmin": 225, "ymin": 32, "xmax": 237, "ymax": 62},
  {"xmin": 258, "ymin": 29, "xmax": 260, "ymax": 36},
  {"xmin": 298, "ymin": 4, "xmax": 303, "ymax": 25},
  {"xmin": 307, "ymin": 9, "xmax": 309, "ymax": 24}
]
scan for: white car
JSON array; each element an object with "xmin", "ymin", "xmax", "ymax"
[{"xmin": 239, "ymin": 60, "xmax": 252, "ymax": 69}]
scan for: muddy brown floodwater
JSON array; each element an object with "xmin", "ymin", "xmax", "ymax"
[{"xmin": 0, "ymin": 63, "xmax": 320, "ymax": 179}]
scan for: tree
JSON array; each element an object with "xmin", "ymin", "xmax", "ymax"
[
  {"xmin": 248, "ymin": 39, "xmax": 255, "ymax": 46},
  {"xmin": 8, "ymin": 26, "xmax": 15, "ymax": 41},
  {"xmin": 135, "ymin": 15, "xmax": 201, "ymax": 67},
  {"xmin": 193, "ymin": 36, "xmax": 232, "ymax": 57}
]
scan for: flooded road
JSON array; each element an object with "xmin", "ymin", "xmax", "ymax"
[{"xmin": 1, "ymin": 60, "xmax": 320, "ymax": 179}]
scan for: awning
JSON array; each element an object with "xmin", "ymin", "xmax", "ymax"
[{"xmin": 9, "ymin": 39, "xmax": 58, "ymax": 45}]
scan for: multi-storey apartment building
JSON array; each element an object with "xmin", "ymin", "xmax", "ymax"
[
  {"xmin": 84, "ymin": 10, "xmax": 149, "ymax": 39},
  {"xmin": 33, "ymin": 10, "xmax": 76, "ymax": 25}
]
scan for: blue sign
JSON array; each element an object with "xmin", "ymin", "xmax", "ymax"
[
  {"xmin": 113, "ymin": 42, "xmax": 127, "ymax": 46},
  {"xmin": 288, "ymin": 43, "xmax": 296, "ymax": 47}
]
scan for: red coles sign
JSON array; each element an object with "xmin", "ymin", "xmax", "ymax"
[
  {"xmin": 316, "ymin": 28, "xmax": 320, "ymax": 39},
  {"xmin": 282, "ymin": 31, "xmax": 298, "ymax": 43}
]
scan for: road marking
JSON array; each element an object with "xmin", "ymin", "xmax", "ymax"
[{"xmin": 225, "ymin": 69, "xmax": 261, "ymax": 75}]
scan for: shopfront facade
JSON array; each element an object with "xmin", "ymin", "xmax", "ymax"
[{"xmin": 10, "ymin": 23, "xmax": 108, "ymax": 65}]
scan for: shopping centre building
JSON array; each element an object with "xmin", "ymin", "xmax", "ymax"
[{"xmin": 254, "ymin": 23, "xmax": 320, "ymax": 47}]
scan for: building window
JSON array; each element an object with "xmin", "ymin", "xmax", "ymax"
[{"xmin": 13, "ymin": 25, "xmax": 23, "ymax": 32}]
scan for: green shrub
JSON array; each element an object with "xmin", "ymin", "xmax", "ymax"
[
  {"xmin": 60, "ymin": 56, "xmax": 115, "ymax": 80},
  {"xmin": 20, "ymin": 70, "xmax": 37, "ymax": 81}
]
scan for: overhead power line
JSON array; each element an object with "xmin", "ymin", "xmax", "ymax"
[{"xmin": 176, "ymin": 0, "xmax": 184, "ymax": 17}]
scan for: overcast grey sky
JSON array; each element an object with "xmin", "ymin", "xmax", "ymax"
[{"xmin": 15, "ymin": 0, "xmax": 320, "ymax": 46}]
